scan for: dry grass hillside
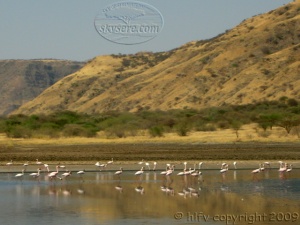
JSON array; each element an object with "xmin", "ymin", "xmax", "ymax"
[
  {"xmin": 12, "ymin": 0, "xmax": 300, "ymax": 115},
  {"xmin": 0, "ymin": 59, "xmax": 84, "ymax": 115}
]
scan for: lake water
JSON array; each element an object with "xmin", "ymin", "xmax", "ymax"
[{"xmin": 0, "ymin": 161, "xmax": 299, "ymax": 225}]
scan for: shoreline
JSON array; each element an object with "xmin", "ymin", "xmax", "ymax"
[{"xmin": 0, "ymin": 141, "xmax": 300, "ymax": 162}]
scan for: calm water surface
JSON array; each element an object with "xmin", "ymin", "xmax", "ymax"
[{"xmin": 0, "ymin": 161, "xmax": 299, "ymax": 225}]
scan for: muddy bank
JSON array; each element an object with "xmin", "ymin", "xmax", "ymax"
[{"xmin": 0, "ymin": 142, "xmax": 299, "ymax": 162}]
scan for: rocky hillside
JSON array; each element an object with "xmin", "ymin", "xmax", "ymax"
[
  {"xmin": 12, "ymin": 0, "xmax": 300, "ymax": 115},
  {"xmin": 0, "ymin": 60, "xmax": 84, "ymax": 115}
]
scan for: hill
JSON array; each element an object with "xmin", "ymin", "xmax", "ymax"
[
  {"xmin": 0, "ymin": 59, "xmax": 84, "ymax": 115},
  {"xmin": 12, "ymin": 0, "xmax": 300, "ymax": 115}
]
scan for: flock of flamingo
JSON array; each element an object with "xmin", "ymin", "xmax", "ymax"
[{"xmin": 3, "ymin": 158, "xmax": 295, "ymax": 183}]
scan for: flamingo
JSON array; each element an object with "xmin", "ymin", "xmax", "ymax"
[
  {"xmin": 23, "ymin": 161, "xmax": 29, "ymax": 167},
  {"xmin": 251, "ymin": 164, "xmax": 261, "ymax": 174},
  {"xmin": 264, "ymin": 162, "xmax": 271, "ymax": 168},
  {"xmin": 29, "ymin": 168, "xmax": 41, "ymax": 177},
  {"xmin": 233, "ymin": 161, "xmax": 237, "ymax": 170},
  {"xmin": 15, "ymin": 169, "xmax": 25, "ymax": 180},
  {"xmin": 188, "ymin": 163, "xmax": 196, "ymax": 174},
  {"xmin": 191, "ymin": 170, "xmax": 202, "ymax": 177},
  {"xmin": 221, "ymin": 162, "xmax": 228, "ymax": 167},
  {"xmin": 145, "ymin": 162, "xmax": 151, "ymax": 170},
  {"xmin": 220, "ymin": 164, "xmax": 229, "ymax": 173},
  {"xmin": 6, "ymin": 160, "xmax": 13, "ymax": 166},
  {"xmin": 61, "ymin": 170, "xmax": 72, "ymax": 178},
  {"xmin": 251, "ymin": 164, "xmax": 262, "ymax": 180},
  {"xmin": 107, "ymin": 158, "xmax": 113, "ymax": 165},
  {"xmin": 95, "ymin": 162, "xmax": 107, "ymax": 171},
  {"xmin": 48, "ymin": 166, "xmax": 60, "ymax": 180},
  {"xmin": 138, "ymin": 159, "xmax": 144, "ymax": 165},
  {"xmin": 278, "ymin": 163, "xmax": 287, "ymax": 172},
  {"xmin": 44, "ymin": 164, "xmax": 50, "ymax": 173},
  {"xmin": 77, "ymin": 169, "xmax": 85, "ymax": 181},
  {"xmin": 153, "ymin": 162, "xmax": 157, "ymax": 171},
  {"xmin": 160, "ymin": 165, "xmax": 170, "ymax": 175},
  {"xmin": 198, "ymin": 162, "xmax": 203, "ymax": 169},
  {"xmin": 115, "ymin": 167, "xmax": 123, "ymax": 177},
  {"xmin": 165, "ymin": 165, "xmax": 175, "ymax": 176},
  {"xmin": 36, "ymin": 159, "xmax": 43, "ymax": 165},
  {"xmin": 29, "ymin": 168, "xmax": 41, "ymax": 181},
  {"xmin": 58, "ymin": 164, "xmax": 66, "ymax": 169},
  {"xmin": 177, "ymin": 169, "xmax": 187, "ymax": 176},
  {"xmin": 183, "ymin": 162, "xmax": 187, "ymax": 170},
  {"xmin": 286, "ymin": 164, "xmax": 293, "ymax": 172},
  {"xmin": 135, "ymin": 167, "xmax": 144, "ymax": 176}
]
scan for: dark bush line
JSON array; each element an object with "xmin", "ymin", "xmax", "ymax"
[{"xmin": 0, "ymin": 98, "xmax": 300, "ymax": 139}]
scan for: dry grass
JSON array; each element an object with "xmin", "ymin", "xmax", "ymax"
[
  {"xmin": 0, "ymin": 124, "xmax": 298, "ymax": 147},
  {"xmin": 0, "ymin": 124, "xmax": 299, "ymax": 163}
]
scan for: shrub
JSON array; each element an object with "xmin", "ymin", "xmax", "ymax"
[
  {"xmin": 62, "ymin": 124, "xmax": 96, "ymax": 137},
  {"xmin": 149, "ymin": 126, "xmax": 164, "ymax": 137},
  {"xmin": 6, "ymin": 126, "xmax": 33, "ymax": 138},
  {"xmin": 175, "ymin": 123, "xmax": 190, "ymax": 136}
]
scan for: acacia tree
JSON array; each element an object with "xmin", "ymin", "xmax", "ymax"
[
  {"xmin": 277, "ymin": 114, "xmax": 300, "ymax": 134},
  {"xmin": 258, "ymin": 113, "xmax": 282, "ymax": 131},
  {"xmin": 230, "ymin": 120, "xmax": 243, "ymax": 138}
]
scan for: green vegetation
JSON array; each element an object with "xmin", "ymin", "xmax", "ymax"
[{"xmin": 0, "ymin": 98, "xmax": 300, "ymax": 139}]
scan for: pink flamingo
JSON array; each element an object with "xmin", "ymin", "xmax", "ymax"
[{"xmin": 48, "ymin": 166, "xmax": 60, "ymax": 180}]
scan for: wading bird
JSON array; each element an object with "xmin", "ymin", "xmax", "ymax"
[
  {"xmin": 77, "ymin": 169, "xmax": 85, "ymax": 182},
  {"xmin": 15, "ymin": 169, "xmax": 25, "ymax": 181},
  {"xmin": 115, "ymin": 167, "xmax": 123, "ymax": 177}
]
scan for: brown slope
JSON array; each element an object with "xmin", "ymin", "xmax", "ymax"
[
  {"xmin": 12, "ymin": 0, "xmax": 300, "ymax": 115},
  {"xmin": 0, "ymin": 60, "xmax": 84, "ymax": 115}
]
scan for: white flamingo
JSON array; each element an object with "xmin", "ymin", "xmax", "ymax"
[
  {"xmin": 198, "ymin": 162, "xmax": 203, "ymax": 169},
  {"xmin": 286, "ymin": 164, "xmax": 293, "ymax": 172},
  {"xmin": 77, "ymin": 169, "xmax": 85, "ymax": 182},
  {"xmin": 61, "ymin": 170, "xmax": 72, "ymax": 178},
  {"xmin": 153, "ymin": 162, "xmax": 157, "ymax": 171},
  {"xmin": 95, "ymin": 162, "xmax": 107, "ymax": 171},
  {"xmin": 115, "ymin": 167, "xmax": 123, "ymax": 177},
  {"xmin": 29, "ymin": 168, "xmax": 41, "ymax": 177},
  {"xmin": 107, "ymin": 158, "xmax": 114, "ymax": 165},
  {"xmin": 36, "ymin": 159, "xmax": 43, "ymax": 165},
  {"xmin": 6, "ymin": 160, "xmax": 13, "ymax": 166},
  {"xmin": 29, "ymin": 168, "xmax": 41, "ymax": 181},
  {"xmin": 220, "ymin": 164, "xmax": 229, "ymax": 173},
  {"xmin": 183, "ymin": 162, "xmax": 187, "ymax": 170},
  {"xmin": 15, "ymin": 169, "xmax": 25, "ymax": 180},
  {"xmin": 145, "ymin": 162, "xmax": 151, "ymax": 170},
  {"xmin": 135, "ymin": 167, "xmax": 144, "ymax": 176},
  {"xmin": 233, "ymin": 161, "xmax": 237, "ymax": 169}
]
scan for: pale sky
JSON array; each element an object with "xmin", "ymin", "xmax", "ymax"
[{"xmin": 0, "ymin": 0, "xmax": 291, "ymax": 61}]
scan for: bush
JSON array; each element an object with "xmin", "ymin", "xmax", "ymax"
[
  {"xmin": 175, "ymin": 123, "xmax": 190, "ymax": 136},
  {"xmin": 6, "ymin": 126, "xmax": 33, "ymax": 138},
  {"xmin": 62, "ymin": 124, "xmax": 96, "ymax": 137},
  {"xmin": 149, "ymin": 126, "xmax": 164, "ymax": 137}
]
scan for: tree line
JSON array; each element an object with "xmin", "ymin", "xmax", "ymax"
[{"xmin": 0, "ymin": 97, "xmax": 300, "ymax": 139}]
